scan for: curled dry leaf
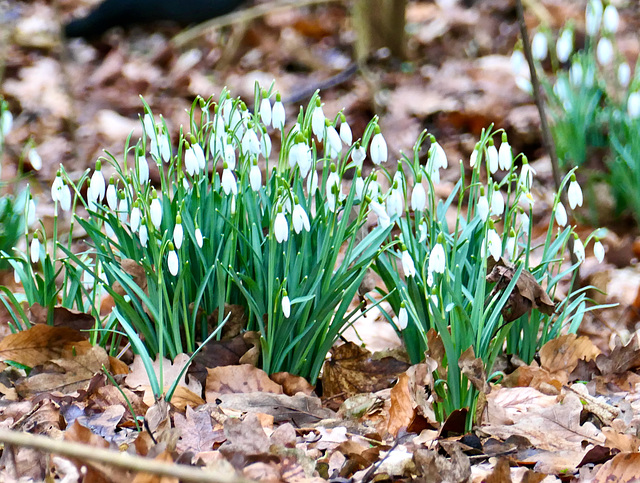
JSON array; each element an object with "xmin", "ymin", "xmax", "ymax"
[
  {"xmin": 270, "ymin": 371, "xmax": 315, "ymax": 396},
  {"xmin": 205, "ymin": 364, "xmax": 283, "ymax": 401},
  {"xmin": 596, "ymin": 333, "xmax": 640, "ymax": 375},
  {"xmin": 112, "ymin": 258, "xmax": 148, "ymax": 297},
  {"xmin": 458, "ymin": 346, "xmax": 491, "ymax": 395},
  {"xmin": 592, "ymin": 452, "xmax": 640, "ymax": 483},
  {"xmin": 28, "ymin": 304, "xmax": 96, "ymax": 332},
  {"xmin": 539, "ymin": 334, "xmax": 601, "ymax": 374}
]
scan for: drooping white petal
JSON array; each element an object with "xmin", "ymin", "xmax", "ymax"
[
  {"xmin": 90, "ymin": 169, "xmax": 106, "ymax": 203},
  {"xmin": 28, "ymin": 149, "xmax": 42, "ymax": 171},
  {"xmin": 487, "ymin": 145, "xmax": 499, "ymax": 174},
  {"xmin": 326, "ymin": 125, "xmax": 342, "ymax": 158},
  {"xmin": 428, "ymin": 243, "xmax": 446, "ymax": 275},
  {"xmin": 491, "ymin": 188, "xmax": 504, "ymax": 216},
  {"xmin": 150, "ymin": 198, "xmax": 162, "ymax": 229},
  {"xmin": 195, "ymin": 227, "xmax": 203, "ymax": 248},
  {"xmin": 241, "ymin": 129, "xmax": 261, "ymax": 156},
  {"xmin": 401, "ymin": 250, "xmax": 416, "ymax": 277},
  {"xmin": 259, "ymin": 97, "xmax": 272, "ymax": 126},
  {"xmin": 397, "ymin": 306, "xmax": 408, "ymax": 330},
  {"xmin": 554, "ymin": 202, "xmax": 568, "ymax": 227},
  {"xmin": 292, "ymin": 204, "xmax": 310, "ymax": 233},
  {"xmin": 250, "ymin": 164, "xmax": 262, "ymax": 191},
  {"xmin": 411, "ymin": 183, "xmax": 426, "ymax": 211},
  {"xmin": 340, "ymin": 121, "xmax": 352, "ymax": 145},
  {"xmin": 30, "ymin": 237, "xmax": 40, "ymax": 264},
  {"xmin": 370, "ymin": 133, "xmax": 388, "ymax": 165},
  {"xmin": 568, "ymin": 179, "xmax": 583, "ymax": 209},
  {"xmin": 477, "ymin": 195, "xmax": 489, "ymax": 221},
  {"xmin": 487, "ymin": 229, "xmax": 502, "ymax": 262},
  {"xmin": 282, "ymin": 295, "xmax": 291, "ymax": 318},
  {"xmin": 168, "ymin": 250, "xmax": 179, "ymax": 276},
  {"xmin": 573, "ymin": 237, "xmax": 585, "ymax": 263},
  {"xmin": 352, "ymin": 146, "xmax": 366, "ymax": 165},
  {"xmin": 106, "ymin": 184, "xmax": 118, "ymax": 211},
  {"xmin": 130, "ymin": 206, "xmax": 141, "ymax": 233},
  {"xmin": 137, "ymin": 155, "xmax": 150, "ymax": 184},
  {"xmin": 498, "ymin": 141, "xmax": 512, "ymax": 170},
  {"xmin": 556, "ymin": 28, "xmax": 573, "ymax": 63},
  {"xmin": 596, "ymin": 37, "xmax": 614, "ymax": 65},
  {"xmin": 221, "ymin": 169, "xmax": 237, "ymax": 195},
  {"xmin": 173, "ymin": 223, "xmax": 184, "ymax": 249},
  {"xmin": 272, "ymin": 101, "xmax": 285, "ymax": 130},
  {"xmin": 585, "ymin": 0, "xmax": 603, "ymax": 36},
  {"xmin": 274, "ymin": 212, "xmax": 289, "ymax": 243},
  {"xmin": 531, "ymin": 32, "xmax": 548, "ymax": 61},
  {"xmin": 311, "ymin": 105, "xmax": 326, "ymax": 142},
  {"xmin": 139, "ymin": 224, "xmax": 148, "ymax": 247},
  {"xmin": 594, "ymin": 241, "xmax": 605, "ymax": 263},
  {"xmin": 603, "ymin": 4, "xmax": 619, "ymax": 33}
]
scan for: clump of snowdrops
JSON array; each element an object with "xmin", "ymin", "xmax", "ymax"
[
  {"xmin": 512, "ymin": 0, "xmax": 640, "ymax": 224},
  {"xmin": 374, "ymin": 126, "xmax": 605, "ymax": 427}
]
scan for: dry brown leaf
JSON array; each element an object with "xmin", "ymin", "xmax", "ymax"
[
  {"xmin": 502, "ymin": 364, "xmax": 564, "ymax": 394},
  {"xmin": 387, "ymin": 373, "xmax": 414, "ymax": 437},
  {"xmin": 87, "ymin": 384, "xmax": 147, "ymax": 426},
  {"xmin": 28, "ymin": 304, "xmax": 96, "ymax": 332},
  {"xmin": 219, "ymin": 413, "xmax": 271, "ymax": 468},
  {"xmin": 174, "ymin": 405, "xmax": 226, "ymax": 455},
  {"xmin": 113, "ymin": 258, "xmax": 148, "ymax": 297},
  {"xmin": 414, "ymin": 444, "xmax": 471, "ymax": 483},
  {"xmin": 0, "ymin": 324, "xmax": 89, "ymax": 367},
  {"xmin": 131, "ymin": 450, "xmax": 177, "ymax": 483},
  {"xmin": 458, "ymin": 346, "xmax": 491, "ymax": 395},
  {"xmin": 539, "ymin": 334, "xmax": 601, "ymax": 374},
  {"xmin": 592, "ymin": 452, "xmax": 640, "ymax": 483},
  {"xmin": 596, "ymin": 334, "xmax": 640, "ymax": 375},
  {"xmin": 205, "ymin": 364, "xmax": 283, "ymax": 400},
  {"xmin": 270, "ymin": 371, "xmax": 315, "ymax": 396}
]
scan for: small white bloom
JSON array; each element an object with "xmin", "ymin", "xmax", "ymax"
[
  {"xmin": 143, "ymin": 114, "xmax": 155, "ymax": 140},
  {"xmin": 487, "ymin": 229, "xmax": 502, "ymax": 262},
  {"xmin": 411, "ymin": 182, "xmax": 426, "ymax": 211},
  {"xmin": 173, "ymin": 223, "xmax": 183, "ymax": 249},
  {"xmin": 618, "ymin": 63, "xmax": 631, "ymax": 87},
  {"xmin": 505, "ymin": 235, "xmax": 517, "ymax": 260},
  {"xmin": 569, "ymin": 62, "xmax": 583, "ymax": 86},
  {"xmin": 594, "ymin": 240, "xmax": 605, "ymax": 263},
  {"xmin": 556, "ymin": 28, "xmax": 573, "ymax": 63},
  {"xmin": 307, "ymin": 170, "xmax": 319, "ymax": 196},
  {"xmin": 241, "ymin": 129, "xmax": 260, "ymax": 156},
  {"xmin": 603, "ymin": 4, "xmax": 619, "ymax": 33},
  {"xmin": 130, "ymin": 205, "xmax": 141, "ymax": 233},
  {"xmin": 292, "ymin": 204, "xmax": 310, "ymax": 233},
  {"xmin": 222, "ymin": 140, "xmax": 236, "ymax": 170},
  {"xmin": 51, "ymin": 175, "xmax": 64, "ymax": 203},
  {"xmin": 168, "ymin": 249, "xmax": 179, "ymax": 276},
  {"xmin": 30, "ymin": 237, "xmax": 41, "ymax": 264},
  {"xmin": 311, "ymin": 104, "xmax": 326, "ymax": 141},
  {"xmin": 249, "ymin": 163, "xmax": 262, "ymax": 191},
  {"xmin": 326, "ymin": 171, "xmax": 341, "ymax": 212},
  {"xmin": 418, "ymin": 222, "xmax": 428, "ymax": 243},
  {"xmin": 118, "ymin": 197, "xmax": 128, "ymax": 224},
  {"xmin": 352, "ymin": 145, "xmax": 366, "ymax": 165},
  {"xmin": 139, "ymin": 223, "xmax": 148, "ymax": 247},
  {"xmin": 59, "ymin": 185, "xmax": 71, "ymax": 212},
  {"xmin": 326, "ymin": 125, "xmax": 342, "ymax": 158},
  {"xmin": 586, "ymin": 0, "xmax": 603, "ymax": 36},
  {"xmin": 156, "ymin": 132, "xmax": 171, "ymax": 163},
  {"xmin": 568, "ymin": 178, "xmax": 583, "ymax": 209},
  {"xmin": 355, "ymin": 177, "xmax": 365, "ymax": 200},
  {"xmin": 221, "ymin": 168, "xmax": 237, "ymax": 195},
  {"xmin": 106, "ymin": 183, "xmax": 118, "ymax": 211},
  {"xmin": 487, "ymin": 144, "xmax": 499, "ymax": 174},
  {"xmin": 555, "ymin": 201, "xmax": 568, "ymax": 227},
  {"xmin": 401, "ymin": 250, "xmax": 416, "ymax": 277},
  {"xmin": 259, "ymin": 97, "xmax": 272, "ymax": 126},
  {"xmin": 428, "ymin": 243, "xmax": 446, "ymax": 275},
  {"xmin": 367, "ymin": 178, "xmax": 380, "ymax": 199},
  {"xmin": 519, "ymin": 163, "xmax": 536, "ymax": 191},
  {"xmin": 274, "ymin": 211, "xmax": 289, "ymax": 243},
  {"xmin": 185, "ymin": 144, "xmax": 204, "ymax": 176},
  {"xmin": 150, "ymin": 197, "xmax": 162, "ymax": 229},
  {"xmin": 26, "ymin": 198, "xmax": 36, "ymax": 227},
  {"xmin": 520, "ymin": 212, "xmax": 530, "ymax": 233},
  {"xmin": 370, "ymin": 200, "xmax": 390, "ymax": 229},
  {"xmin": 195, "ymin": 227, "xmax": 203, "ymax": 248},
  {"xmin": 491, "ymin": 188, "xmax": 504, "ymax": 216},
  {"xmin": 397, "ymin": 306, "xmax": 408, "ymax": 330},
  {"xmin": 510, "ymin": 49, "xmax": 527, "ymax": 75},
  {"xmin": 14, "ymin": 268, "xmax": 20, "ymax": 284},
  {"xmin": 137, "ymin": 155, "xmax": 150, "ymax": 184},
  {"xmin": 90, "ymin": 167, "xmax": 106, "ymax": 203},
  {"xmin": 261, "ymin": 131, "xmax": 272, "ymax": 159},
  {"xmin": 498, "ymin": 140, "xmax": 512, "ymax": 170},
  {"xmin": 370, "ymin": 132, "xmax": 388, "ymax": 165},
  {"xmin": 574, "ymin": 236, "xmax": 585, "ymax": 263},
  {"xmin": 470, "ymin": 147, "xmax": 479, "ymax": 168},
  {"xmin": 386, "ymin": 188, "xmax": 404, "ymax": 218},
  {"xmin": 272, "ymin": 99, "xmax": 285, "ymax": 130},
  {"xmin": 596, "ymin": 37, "xmax": 614, "ymax": 65},
  {"xmin": 340, "ymin": 121, "xmax": 352, "ymax": 145},
  {"xmin": 1, "ymin": 109, "xmax": 12, "ymax": 136},
  {"xmin": 628, "ymin": 92, "xmax": 640, "ymax": 119},
  {"xmin": 282, "ymin": 295, "xmax": 291, "ymax": 318},
  {"xmin": 28, "ymin": 149, "xmax": 42, "ymax": 171},
  {"xmin": 430, "ymin": 140, "xmax": 448, "ymax": 169},
  {"xmin": 477, "ymin": 193, "xmax": 489, "ymax": 221},
  {"xmin": 532, "ymin": 32, "xmax": 548, "ymax": 61}
]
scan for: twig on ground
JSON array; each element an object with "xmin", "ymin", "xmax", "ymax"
[{"xmin": 0, "ymin": 428, "xmax": 254, "ymax": 483}]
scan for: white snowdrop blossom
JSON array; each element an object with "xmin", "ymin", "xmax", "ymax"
[
  {"xmin": 352, "ymin": 144, "xmax": 366, "ymax": 165},
  {"xmin": 307, "ymin": 170, "xmax": 318, "ymax": 196},
  {"xmin": 118, "ymin": 197, "xmax": 128, "ymax": 224},
  {"xmin": 292, "ymin": 203, "xmax": 310, "ymax": 234},
  {"xmin": 221, "ymin": 168, "xmax": 237, "ymax": 196},
  {"xmin": 137, "ymin": 155, "xmax": 150, "ymax": 184},
  {"xmin": 428, "ymin": 243, "xmax": 446, "ymax": 279},
  {"xmin": 554, "ymin": 201, "xmax": 568, "ymax": 227},
  {"xmin": 585, "ymin": 0, "xmax": 603, "ymax": 36},
  {"xmin": 556, "ymin": 28, "xmax": 573, "ymax": 63},
  {"xmin": 498, "ymin": 136, "xmax": 512, "ymax": 170},
  {"xmin": 430, "ymin": 138, "xmax": 448, "ymax": 169},
  {"xmin": 130, "ymin": 204, "xmax": 141, "ymax": 233},
  {"xmin": 355, "ymin": 176, "xmax": 365, "ymax": 200},
  {"xmin": 628, "ymin": 92, "xmax": 640, "ymax": 119},
  {"xmin": 311, "ymin": 104, "xmax": 325, "ymax": 142},
  {"xmin": 89, "ymin": 164, "xmax": 106, "ymax": 203},
  {"xmin": 532, "ymin": 32, "xmax": 548, "ymax": 61},
  {"xmin": 249, "ymin": 162, "xmax": 262, "ymax": 191},
  {"xmin": 370, "ymin": 130, "xmax": 388, "ymax": 165},
  {"xmin": 173, "ymin": 216, "xmax": 184, "ymax": 249},
  {"xmin": 401, "ymin": 249, "xmax": 416, "ymax": 277},
  {"xmin": 282, "ymin": 294, "xmax": 291, "ymax": 318},
  {"xmin": 185, "ymin": 144, "xmax": 205, "ymax": 176},
  {"xmin": 573, "ymin": 236, "xmax": 585, "ymax": 263},
  {"xmin": 418, "ymin": 222, "xmax": 428, "ymax": 243},
  {"xmin": 603, "ymin": 4, "xmax": 619, "ymax": 33},
  {"xmin": 487, "ymin": 143, "xmax": 499, "ymax": 174},
  {"xmin": 28, "ymin": 149, "xmax": 42, "ymax": 171},
  {"xmin": 519, "ymin": 162, "xmax": 536, "ymax": 191},
  {"xmin": 274, "ymin": 211, "xmax": 289, "ymax": 243},
  {"xmin": 241, "ymin": 128, "xmax": 260, "ymax": 157},
  {"xmin": 326, "ymin": 125, "xmax": 342, "ymax": 158},
  {"xmin": 340, "ymin": 120, "xmax": 352, "ymax": 145},
  {"xmin": 139, "ymin": 223, "xmax": 148, "ymax": 247},
  {"xmin": 486, "ymin": 228, "xmax": 502, "ymax": 262},
  {"xmin": 596, "ymin": 37, "xmax": 614, "ymax": 65},
  {"xmin": 411, "ymin": 181, "xmax": 426, "ymax": 211},
  {"xmin": 520, "ymin": 212, "xmax": 530, "ymax": 233},
  {"xmin": 569, "ymin": 62, "xmax": 583, "ymax": 86},
  {"xmin": 51, "ymin": 174, "xmax": 64, "ymax": 203},
  {"xmin": 150, "ymin": 197, "xmax": 162, "ymax": 229},
  {"xmin": 195, "ymin": 227, "xmax": 203, "ymax": 248},
  {"xmin": 510, "ymin": 49, "xmax": 526, "ymax": 75},
  {"xmin": 470, "ymin": 145, "xmax": 479, "ymax": 168},
  {"xmin": 326, "ymin": 170, "xmax": 341, "ymax": 212},
  {"xmin": 26, "ymin": 198, "xmax": 36, "ymax": 227},
  {"xmin": 30, "ymin": 237, "xmax": 41, "ymax": 264},
  {"xmin": 272, "ymin": 96, "xmax": 285, "ymax": 130},
  {"xmin": 261, "ymin": 131, "xmax": 272, "ymax": 159},
  {"xmin": 397, "ymin": 306, "xmax": 408, "ymax": 330},
  {"xmin": 505, "ymin": 234, "xmax": 517, "ymax": 261},
  {"xmin": 1, "ymin": 109, "xmax": 12, "ymax": 136},
  {"xmin": 259, "ymin": 97, "xmax": 272, "ymax": 126},
  {"xmin": 370, "ymin": 200, "xmax": 391, "ymax": 229},
  {"xmin": 594, "ymin": 240, "xmax": 605, "ymax": 263},
  {"xmin": 59, "ymin": 184, "xmax": 71, "ymax": 212},
  {"xmin": 386, "ymin": 188, "xmax": 404, "ymax": 218},
  {"xmin": 491, "ymin": 187, "xmax": 504, "ymax": 216},
  {"xmin": 618, "ymin": 63, "xmax": 631, "ymax": 87},
  {"xmin": 154, "ymin": 132, "xmax": 171, "ymax": 163},
  {"xmin": 477, "ymin": 191, "xmax": 489, "ymax": 221},
  {"xmin": 106, "ymin": 183, "xmax": 118, "ymax": 211},
  {"xmin": 568, "ymin": 177, "xmax": 583, "ymax": 209},
  {"xmin": 167, "ymin": 248, "xmax": 179, "ymax": 276}
]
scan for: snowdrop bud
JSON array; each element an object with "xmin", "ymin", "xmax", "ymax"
[
  {"xmin": 13, "ymin": 268, "xmax": 20, "ymax": 284},
  {"xmin": 555, "ymin": 201, "xmax": 568, "ymax": 227},
  {"xmin": 586, "ymin": 0, "xmax": 603, "ymax": 36},
  {"xmin": 429, "ymin": 135, "xmax": 448, "ymax": 169},
  {"xmin": 477, "ymin": 188, "xmax": 489, "ymax": 221},
  {"xmin": 603, "ymin": 4, "xmax": 619, "ymax": 33},
  {"xmin": 274, "ymin": 209, "xmax": 289, "ymax": 243},
  {"xmin": 510, "ymin": 50, "xmax": 526, "ymax": 75},
  {"xmin": 370, "ymin": 128, "xmax": 388, "ymax": 165},
  {"xmin": 386, "ymin": 188, "xmax": 404, "ymax": 218},
  {"xmin": 470, "ymin": 144, "xmax": 479, "ymax": 168},
  {"xmin": 292, "ymin": 202, "xmax": 310, "ymax": 234},
  {"xmin": 272, "ymin": 93, "xmax": 285, "ymax": 130},
  {"xmin": 311, "ymin": 100, "xmax": 326, "ymax": 142},
  {"xmin": 573, "ymin": 235, "xmax": 585, "ymax": 263},
  {"xmin": 487, "ymin": 227, "xmax": 502, "ymax": 262},
  {"xmin": 352, "ymin": 143, "xmax": 366, "ymax": 165},
  {"xmin": 158, "ymin": 131, "xmax": 171, "ymax": 163},
  {"xmin": 195, "ymin": 226, "xmax": 203, "ymax": 248},
  {"xmin": 30, "ymin": 236, "xmax": 41, "ymax": 264},
  {"xmin": 241, "ymin": 128, "xmax": 260, "ymax": 156},
  {"xmin": 184, "ymin": 143, "xmax": 204, "ymax": 176},
  {"xmin": 282, "ymin": 292, "xmax": 291, "ymax": 318},
  {"xmin": 28, "ymin": 149, "xmax": 42, "ymax": 171},
  {"xmin": 568, "ymin": 176, "xmax": 583, "ymax": 209},
  {"xmin": 627, "ymin": 92, "xmax": 640, "ymax": 118},
  {"xmin": 594, "ymin": 240, "xmax": 605, "ymax": 263},
  {"xmin": 618, "ymin": 62, "xmax": 631, "ymax": 87},
  {"xmin": 307, "ymin": 170, "xmax": 318, "ymax": 196},
  {"xmin": 137, "ymin": 154, "xmax": 150, "ymax": 185},
  {"xmin": 532, "ymin": 32, "xmax": 548, "ymax": 61},
  {"xmin": 519, "ymin": 158, "xmax": 536, "ymax": 191},
  {"xmin": 143, "ymin": 114, "xmax": 155, "ymax": 140},
  {"xmin": 139, "ymin": 222, "xmax": 148, "ymax": 247},
  {"xmin": 173, "ymin": 214, "xmax": 183, "ymax": 249},
  {"xmin": 556, "ymin": 28, "xmax": 573, "ymax": 63},
  {"xmin": 1, "ymin": 109, "xmax": 12, "ymax": 136},
  {"xmin": 261, "ymin": 131, "xmax": 271, "ymax": 159},
  {"xmin": 150, "ymin": 194, "xmax": 162, "ymax": 230},
  {"xmin": 106, "ymin": 180, "xmax": 118, "ymax": 211},
  {"xmin": 26, "ymin": 197, "xmax": 35, "ymax": 227},
  {"xmin": 491, "ymin": 186, "xmax": 504, "ymax": 216},
  {"xmin": 167, "ymin": 244, "xmax": 179, "ymax": 276},
  {"xmin": 326, "ymin": 124, "xmax": 342, "ymax": 158},
  {"xmin": 505, "ymin": 230, "xmax": 517, "ymax": 260},
  {"xmin": 130, "ymin": 202, "xmax": 141, "ymax": 233},
  {"xmin": 370, "ymin": 200, "xmax": 391, "ymax": 229},
  {"xmin": 520, "ymin": 212, "xmax": 530, "ymax": 233},
  {"xmin": 249, "ymin": 160, "xmax": 262, "ymax": 191},
  {"xmin": 401, "ymin": 248, "xmax": 416, "ymax": 277},
  {"xmin": 397, "ymin": 304, "xmax": 408, "ymax": 330},
  {"xmin": 487, "ymin": 139, "xmax": 498, "ymax": 174},
  {"xmin": 118, "ymin": 195, "xmax": 128, "ymax": 224},
  {"xmin": 221, "ymin": 167, "xmax": 237, "ymax": 196},
  {"xmin": 59, "ymin": 184, "xmax": 71, "ymax": 212},
  {"xmin": 597, "ymin": 37, "xmax": 614, "ymax": 65},
  {"xmin": 259, "ymin": 94, "xmax": 272, "ymax": 127},
  {"xmin": 498, "ymin": 133, "xmax": 512, "ymax": 170},
  {"xmin": 428, "ymin": 242, "xmax": 446, "ymax": 276},
  {"xmin": 418, "ymin": 221, "xmax": 428, "ymax": 243},
  {"xmin": 411, "ymin": 179, "xmax": 426, "ymax": 212},
  {"xmin": 90, "ymin": 161, "xmax": 106, "ymax": 203},
  {"xmin": 354, "ymin": 176, "xmax": 365, "ymax": 201},
  {"xmin": 339, "ymin": 114, "xmax": 352, "ymax": 145}
]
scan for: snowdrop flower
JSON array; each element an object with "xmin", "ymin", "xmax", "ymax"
[
  {"xmin": 118, "ymin": 196, "xmax": 128, "ymax": 224},
  {"xmin": 518, "ymin": 158, "xmax": 536, "ymax": 191},
  {"xmin": 194, "ymin": 226, "xmax": 203, "ymax": 248},
  {"xmin": 352, "ymin": 143, "xmax": 366, "ymax": 165},
  {"xmin": 311, "ymin": 102, "xmax": 326, "ymax": 142},
  {"xmin": 143, "ymin": 113, "xmax": 155, "ymax": 140},
  {"xmin": 532, "ymin": 32, "xmax": 548, "ymax": 61},
  {"xmin": 370, "ymin": 128, "xmax": 388, "ymax": 165},
  {"xmin": 487, "ymin": 140, "xmax": 498, "ymax": 174},
  {"xmin": 272, "ymin": 94, "xmax": 285, "ymax": 130},
  {"xmin": 603, "ymin": 4, "xmax": 619, "ymax": 33},
  {"xmin": 554, "ymin": 201, "xmax": 568, "ymax": 227},
  {"xmin": 130, "ymin": 202, "xmax": 141, "ymax": 233},
  {"xmin": 249, "ymin": 160, "xmax": 262, "ymax": 191},
  {"xmin": 618, "ymin": 63, "xmax": 631, "ymax": 87},
  {"xmin": 0, "ymin": 109, "xmax": 12, "ymax": 136},
  {"xmin": 594, "ymin": 240, "xmax": 605, "ymax": 263},
  {"xmin": 241, "ymin": 127, "xmax": 261, "ymax": 157},
  {"xmin": 477, "ymin": 188, "xmax": 489, "ymax": 221},
  {"xmin": 326, "ymin": 125, "xmax": 342, "ymax": 158},
  {"xmin": 411, "ymin": 178, "xmax": 426, "ymax": 211},
  {"xmin": 106, "ymin": 180, "xmax": 118, "ymax": 211},
  {"xmin": 386, "ymin": 187, "xmax": 404, "ymax": 218},
  {"xmin": 401, "ymin": 248, "xmax": 416, "ymax": 277},
  {"xmin": 28, "ymin": 149, "xmax": 42, "ymax": 171},
  {"xmin": 596, "ymin": 37, "xmax": 614, "ymax": 65},
  {"xmin": 520, "ymin": 212, "xmax": 530, "ymax": 233},
  {"xmin": 139, "ymin": 222, "xmax": 148, "ymax": 247},
  {"xmin": 274, "ymin": 209, "xmax": 289, "ymax": 243},
  {"xmin": 173, "ymin": 214, "xmax": 184, "ymax": 249},
  {"xmin": 25, "ymin": 197, "xmax": 35, "ymax": 227},
  {"xmin": 428, "ymin": 242, "xmax": 446, "ymax": 279},
  {"xmin": 137, "ymin": 154, "xmax": 150, "ymax": 185},
  {"xmin": 486, "ymin": 227, "xmax": 502, "ymax": 262},
  {"xmin": 259, "ymin": 94, "xmax": 272, "ymax": 126},
  {"xmin": 30, "ymin": 236, "xmax": 41, "ymax": 264},
  {"xmin": 339, "ymin": 116, "xmax": 352, "ymax": 145},
  {"xmin": 430, "ymin": 135, "xmax": 448, "ymax": 169},
  {"xmin": 418, "ymin": 221, "xmax": 428, "ymax": 243},
  {"xmin": 222, "ymin": 140, "xmax": 237, "ymax": 170},
  {"xmin": 568, "ymin": 175, "xmax": 583, "ymax": 209},
  {"xmin": 89, "ymin": 161, "xmax": 106, "ymax": 204},
  {"xmin": 470, "ymin": 144, "xmax": 480, "ymax": 168},
  {"xmin": 498, "ymin": 133, "xmax": 512, "ymax": 170},
  {"xmin": 370, "ymin": 200, "xmax": 391, "ymax": 229},
  {"xmin": 51, "ymin": 172, "xmax": 64, "ymax": 203},
  {"xmin": 150, "ymin": 195, "xmax": 162, "ymax": 229},
  {"xmin": 184, "ymin": 143, "xmax": 205, "ymax": 176},
  {"xmin": 491, "ymin": 186, "xmax": 504, "ymax": 216},
  {"xmin": 153, "ymin": 131, "xmax": 171, "ymax": 163},
  {"xmin": 573, "ymin": 235, "xmax": 585, "ymax": 263},
  {"xmin": 505, "ymin": 231, "xmax": 517, "ymax": 260},
  {"xmin": 569, "ymin": 62, "xmax": 583, "ymax": 86},
  {"xmin": 367, "ymin": 175, "xmax": 380, "ymax": 199},
  {"xmin": 261, "ymin": 131, "xmax": 271, "ymax": 159},
  {"xmin": 355, "ymin": 171, "xmax": 365, "ymax": 201},
  {"xmin": 307, "ymin": 170, "xmax": 318, "ymax": 196},
  {"xmin": 585, "ymin": 0, "xmax": 603, "ymax": 36},
  {"xmin": 292, "ymin": 202, "xmax": 310, "ymax": 233},
  {"xmin": 556, "ymin": 28, "xmax": 573, "ymax": 63},
  {"xmin": 167, "ymin": 244, "xmax": 179, "ymax": 276},
  {"xmin": 397, "ymin": 304, "xmax": 408, "ymax": 330},
  {"xmin": 221, "ymin": 167, "xmax": 237, "ymax": 196},
  {"xmin": 282, "ymin": 292, "xmax": 291, "ymax": 318},
  {"xmin": 627, "ymin": 92, "xmax": 640, "ymax": 119}
]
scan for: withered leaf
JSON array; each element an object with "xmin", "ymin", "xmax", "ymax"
[
  {"xmin": 270, "ymin": 371, "xmax": 315, "ymax": 396},
  {"xmin": 458, "ymin": 346, "xmax": 491, "ymax": 395},
  {"xmin": 387, "ymin": 373, "xmax": 415, "ymax": 437},
  {"xmin": 28, "ymin": 304, "xmax": 96, "ymax": 331},
  {"xmin": 174, "ymin": 405, "xmax": 225, "ymax": 455},
  {"xmin": 113, "ymin": 258, "xmax": 148, "ymax": 297},
  {"xmin": 592, "ymin": 452, "xmax": 640, "ymax": 483},
  {"xmin": 539, "ymin": 334, "xmax": 601, "ymax": 374},
  {"xmin": 205, "ymin": 364, "xmax": 283, "ymax": 401},
  {"xmin": 596, "ymin": 334, "xmax": 640, "ymax": 375}
]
